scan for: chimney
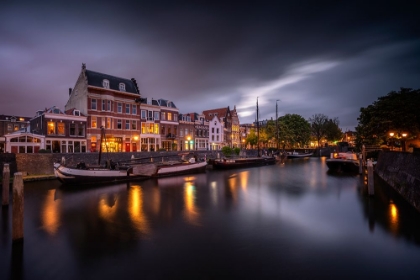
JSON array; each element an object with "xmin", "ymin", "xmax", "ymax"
[{"xmin": 69, "ymin": 88, "xmax": 72, "ymax": 96}]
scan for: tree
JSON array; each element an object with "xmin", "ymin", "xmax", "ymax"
[
  {"xmin": 278, "ymin": 114, "xmax": 311, "ymax": 148},
  {"xmin": 246, "ymin": 128, "xmax": 258, "ymax": 148},
  {"xmin": 325, "ymin": 118, "xmax": 343, "ymax": 143},
  {"xmin": 309, "ymin": 114, "xmax": 329, "ymax": 147},
  {"xmin": 355, "ymin": 88, "xmax": 420, "ymax": 149}
]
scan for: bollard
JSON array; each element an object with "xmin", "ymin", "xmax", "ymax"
[
  {"xmin": 12, "ymin": 172, "xmax": 24, "ymax": 242},
  {"xmin": 367, "ymin": 159, "xmax": 374, "ymax": 196},
  {"xmin": 359, "ymin": 153, "xmax": 363, "ymax": 174},
  {"xmin": 2, "ymin": 163, "xmax": 10, "ymax": 206},
  {"xmin": 330, "ymin": 153, "xmax": 333, "ymax": 159}
]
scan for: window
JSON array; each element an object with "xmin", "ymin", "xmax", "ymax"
[
  {"xmin": 102, "ymin": 100, "xmax": 106, "ymax": 111},
  {"xmin": 103, "ymin": 79, "xmax": 110, "ymax": 88},
  {"xmin": 7, "ymin": 124, "xmax": 12, "ymax": 131},
  {"xmin": 154, "ymin": 112, "xmax": 159, "ymax": 120},
  {"xmin": 91, "ymin": 99, "xmax": 97, "ymax": 110},
  {"xmin": 125, "ymin": 104, "xmax": 130, "ymax": 114},
  {"xmin": 132, "ymin": 105, "xmax": 137, "ymax": 115},
  {"xmin": 148, "ymin": 110, "xmax": 153, "ymax": 121},
  {"xmin": 168, "ymin": 112, "xmax": 172, "ymax": 121},
  {"xmin": 107, "ymin": 100, "xmax": 112, "ymax": 111},
  {"xmin": 106, "ymin": 117, "xmax": 111, "ymax": 129},
  {"xmin": 180, "ymin": 130, "xmax": 184, "ymax": 137},
  {"xmin": 161, "ymin": 112, "xmax": 166, "ymax": 120},
  {"xmin": 131, "ymin": 120, "xmax": 137, "ymax": 130},
  {"xmin": 91, "ymin": 116, "xmax": 97, "ymax": 128},
  {"xmin": 14, "ymin": 125, "xmax": 19, "ymax": 131},
  {"xmin": 125, "ymin": 120, "xmax": 130, "ymax": 130},
  {"xmin": 57, "ymin": 122, "xmax": 65, "ymax": 135},
  {"xmin": 217, "ymin": 128, "xmax": 219, "ymax": 133},
  {"xmin": 212, "ymin": 128, "xmax": 214, "ymax": 133},
  {"xmin": 141, "ymin": 110, "xmax": 146, "ymax": 119},
  {"xmin": 70, "ymin": 123, "xmax": 76, "ymax": 136},
  {"xmin": 117, "ymin": 119, "xmax": 122, "ymax": 129},
  {"xmin": 174, "ymin": 114, "xmax": 178, "ymax": 121},
  {"xmin": 47, "ymin": 121, "xmax": 55, "ymax": 135},
  {"xmin": 78, "ymin": 124, "xmax": 85, "ymax": 136},
  {"xmin": 161, "ymin": 126, "xmax": 165, "ymax": 135},
  {"xmin": 119, "ymin": 83, "xmax": 126, "ymax": 91},
  {"xmin": 117, "ymin": 103, "xmax": 122, "ymax": 113}
]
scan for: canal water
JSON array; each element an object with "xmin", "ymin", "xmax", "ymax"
[{"xmin": 1, "ymin": 157, "xmax": 420, "ymax": 280}]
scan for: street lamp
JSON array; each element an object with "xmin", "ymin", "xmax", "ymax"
[
  {"xmin": 402, "ymin": 133, "xmax": 407, "ymax": 152},
  {"xmin": 187, "ymin": 136, "xmax": 191, "ymax": 150},
  {"xmin": 389, "ymin": 132, "xmax": 394, "ymax": 151}
]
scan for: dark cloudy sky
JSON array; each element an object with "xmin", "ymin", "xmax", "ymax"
[{"xmin": 1, "ymin": 0, "xmax": 419, "ymax": 130}]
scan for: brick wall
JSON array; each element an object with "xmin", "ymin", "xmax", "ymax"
[{"xmin": 375, "ymin": 151, "xmax": 420, "ymax": 212}]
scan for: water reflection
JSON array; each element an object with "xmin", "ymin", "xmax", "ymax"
[
  {"xmin": 128, "ymin": 185, "xmax": 151, "ymax": 235},
  {"xmin": 41, "ymin": 189, "xmax": 61, "ymax": 235},
  {"xmin": 2, "ymin": 159, "xmax": 420, "ymax": 279}
]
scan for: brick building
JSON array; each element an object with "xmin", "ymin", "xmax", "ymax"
[{"xmin": 0, "ymin": 115, "xmax": 31, "ymax": 153}]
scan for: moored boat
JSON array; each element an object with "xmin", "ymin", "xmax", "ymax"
[
  {"xmin": 54, "ymin": 158, "xmax": 207, "ymax": 185},
  {"xmin": 325, "ymin": 152, "xmax": 360, "ymax": 173},
  {"xmin": 212, "ymin": 156, "xmax": 276, "ymax": 170},
  {"xmin": 286, "ymin": 150, "xmax": 313, "ymax": 159}
]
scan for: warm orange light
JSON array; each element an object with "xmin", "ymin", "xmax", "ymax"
[
  {"xmin": 389, "ymin": 132, "xmax": 394, "ymax": 137},
  {"xmin": 402, "ymin": 133, "xmax": 407, "ymax": 137}
]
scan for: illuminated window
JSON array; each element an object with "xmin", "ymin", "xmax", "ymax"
[
  {"xmin": 47, "ymin": 121, "xmax": 55, "ymax": 135},
  {"xmin": 106, "ymin": 117, "xmax": 111, "ymax": 129},
  {"xmin": 91, "ymin": 116, "xmax": 97, "ymax": 128},
  {"xmin": 57, "ymin": 122, "xmax": 65, "ymax": 135},
  {"xmin": 168, "ymin": 112, "xmax": 172, "ymax": 121}
]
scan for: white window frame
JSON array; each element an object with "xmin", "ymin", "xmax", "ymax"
[
  {"xmin": 119, "ymin": 83, "xmax": 126, "ymax": 91},
  {"xmin": 91, "ymin": 99, "xmax": 97, "ymax": 110},
  {"xmin": 132, "ymin": 105, "xmax": 137, "ymax": 115},
  {"xmin": 117, "ymin": 103, "xmax": 122, "ymax": 113},
  {"xmin": 103, "ymin": 79, "xmax": 110, "ymax": 89},
  {"xmin": 125, "ymin": 104, "xmax": 130, "ymax": 114}
]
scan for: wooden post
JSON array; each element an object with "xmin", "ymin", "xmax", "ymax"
[
  {"xmin": 12, "ymin": 172, "xmax": 24, "ymax": 242},
  {"xmin": 359, "ymin": 153, "xmax": 363, "ymax": 174},
  {"xmin": 367, "ymin": 159, "xmax": 374, "ymax": 196},
  {"xmin": 362, "ymin": 145, "xmax": 366, "ymax": 167},
  {"xmin": 2, "ymin": 163, "xmax": 10, "ymax": 206}
]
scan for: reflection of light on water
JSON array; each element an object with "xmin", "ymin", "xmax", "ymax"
[
  {"xmin": 41, "ymin": 189, "xmax": 61, "ymax": 236},
  {"xmin": 211, "ymin": 181, "xmax": 218, "ymax": 205},
  {"xmin": 98, "ymin": 193, "xmax": 118, "ymax": 220},
  {"xmin": 239, "ymin": 171, "xmax": 249, "ymax": 192},
  {"xmin": 128, "ymin": 185, "xmax": 150, "ymax": 235},
  {"xmin": 184, "ymin": 176, "xmax": 196, "ymax": 182},
  {"xmin": 184, "ymin": 182, "xmax": 200, "ymax": 225},
  {"xmin": 389, "ymin": 202, "xmax": 399, "ymax": 234}
]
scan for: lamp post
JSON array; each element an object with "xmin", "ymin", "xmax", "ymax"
[
  {"xmin": 389, "ymin": 132, "xmax": 394, "ymax": 151},
  {"xmin": 187, "ymin": 136, "xmax": 191, "ymax": 150},
  {"xmin": 402, "ymin": 133, "xmax": 407, "ymax": 152},
  {"xmin": 276, "ymin": 100, "xmax": 279, "ymax": 151}
]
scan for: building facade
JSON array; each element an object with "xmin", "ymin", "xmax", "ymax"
[
  {"xmin": 65, "ymin": 63, "xmax": 141, "ymax": 152},
  {"xmin": 0, "ymin": 115, "xmax": 31, "ymax": 153}
]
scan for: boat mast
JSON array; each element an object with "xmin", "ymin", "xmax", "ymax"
[
  {"xmin": 276, "ymin": 100, "xmax": 279, "ymax": 150},
  {"xmin": 257, "ymin": 97, "xmax": 260, "ymax": 157}
]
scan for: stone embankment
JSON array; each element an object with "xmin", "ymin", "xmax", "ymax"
[{"xmin": 375, "ymin": 151, "xmax": 420, "ymax": 212}]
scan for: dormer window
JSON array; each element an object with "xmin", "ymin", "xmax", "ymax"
[
  {"xmin": 74, "ymin": 110, "xmax": 80, "ymax": 116},
  {"xmin": 119, "ymin": 83, "xmax": 125, "ymax": 92},
  {"xmin": 103, "ymin": 79, "xmax": 110, "ymax": 89}
]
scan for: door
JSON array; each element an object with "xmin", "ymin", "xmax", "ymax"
[{"xmin": 125, "ymin": 143, "xmax": 130, "ymax": 152}]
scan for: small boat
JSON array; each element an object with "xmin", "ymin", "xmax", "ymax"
[
  {"xmin": 54, "ymin": 158, "xmax": 207, "ymax": 185},
  {"xmin": 212, "ymin": 156, "xmax": 276, "ymax": 170},
  {"xmin": 325, "ymin": 152, "xmax": 360, "ymax": 173},
  {"xmin": 286, "ymin": 150, "xmax": 313, "ymax": 159}
]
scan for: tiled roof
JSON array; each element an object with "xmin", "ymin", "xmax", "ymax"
[
  {"xmin": 202, "ymin": 107, "xmax": 230, "ymax": 121},
  {"xmin": 85, "ymin": 69, "xmax": 139, "ymax": 94}
]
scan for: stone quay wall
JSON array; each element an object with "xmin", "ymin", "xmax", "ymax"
[
  {"xmin": 1, "ymin": 150, "xmax": 262, "ymax": 177},
  {"xmin": 375, "ymin": 151, "xmax": 420, "ymax": 212}
]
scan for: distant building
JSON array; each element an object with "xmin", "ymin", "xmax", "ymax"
[
  {"xmin": 203, "ymin": 107, "xmax": 232, "ymax": 149},
  {"xmin": 0, "ymin": 115, "xmax": 31, "ymax": 153},
  {"xmin": 30, "ymin": 106, "xmax": 88, "ymax": 153}
]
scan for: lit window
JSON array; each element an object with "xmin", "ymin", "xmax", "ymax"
[
  {"xmin": 106, "ymin": 117, "xmax": 111, "ymax": 129},
  {"xmin": 91, "ymin": 116, "xmax": 97, "ymax": 128},
  {"xmin": 57, "ymin": 122, "xmax": 65, "ymax": 135},
  {"xmin": 119, "ymin": 83, "xmax": 125, "ymax": 91},
  {"xmin": 47, "ymin": 121, "xmax": 55, "ymax": 135},
  {"xmin": 168, "ymin": 112, "xmax": 172, "ymax": 121},
  {"xmin": 103, "ymin": 79, "xmax": 110, "ymax": 89}
]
